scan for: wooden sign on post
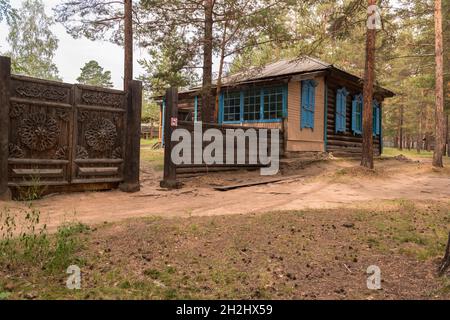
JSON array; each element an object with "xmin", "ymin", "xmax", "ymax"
[{"xmin": 160, "ymin": 87, "xmax": 182, "ymax": 189}]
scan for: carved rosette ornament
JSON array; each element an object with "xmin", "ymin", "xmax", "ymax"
[
  {"xmin": 19, "ymin": 113, "xmax": 60, "ymax": 152},
  {"xmin": 85, "ymin": 117, "xmax": 117, "ymax": 152}
]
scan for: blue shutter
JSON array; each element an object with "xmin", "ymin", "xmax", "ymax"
[
  {"xmin": 336, "ymin": 93, "xmax": 342, "ymax": 133},
  {"xmin": 352, "ymin": 98, "xmax": 357, "ymax": 133},
  {"xmin": 376, "ymin": 107, "xmax": 381, "ymax": 135},
  {"xmin": 301, "ymin": 82, "xmax": 308, "ymax": 128},
  {"xmin": 309, "ymin": 83, "xmax": 315, "ymax": 128},
  {"xmin": 336, "ymin": 89, "xmax": 348, "ymax": 133},
  {"xmin": 301, "ymin": 80, "xmax": 316, "ymax": 129}
]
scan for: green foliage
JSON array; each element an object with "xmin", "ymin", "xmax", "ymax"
[
  {"xmin": 0, "ymin": 0, "xmax": 16, "ymax": 24},
  {"xmin": 7, "ymin": 0, "xmax": 60, "ymax": 81},
  {"xmin": 77, "ymin": 60, "xmax": 114, "ymax": 88},
  {"xmin": 141, "ymin": 100, "xmax": 160, "ymax": 124}
]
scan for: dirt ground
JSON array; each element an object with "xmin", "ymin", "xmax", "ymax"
[
  {"xmin": 1, "ymin": 156, "xmax": 449, "ymax": 231},
  {"xmin": 1, "ymin": 154, "xmax": 450, "ymax": 300}
]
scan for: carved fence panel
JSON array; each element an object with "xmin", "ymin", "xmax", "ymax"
[
  {"xmin": 72, "ymin": 85, "xmax": 127, "ymax": 185},
  {"xmin": 8, "ymin": 76, "xmax": 74, "ymax": 187},
  {"xmin": 0, "ymin": 56, "xmax": 142, "ymax": 199}
]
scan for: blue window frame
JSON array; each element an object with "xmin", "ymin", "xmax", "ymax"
[
  {"xmin": 335, "ymin": 88, "xmax": 348, "ymax": 133},
  {"xmin": 301, "ymin": 80, "xmax": 316, "ymax": 129},
  {"xmin": 223, "ymin": 91, "xmax": 241, "ymax": 122},
  {"xmin": 352, "ymin": 94, "xmax": 363, "ymax": 134},
  {"xmin": 373, "ymin": 100, "xmax": 381, "ymax": 136},
  {"xmin": 263, "ymin": 87, "xmax": 284, "ymax": 120},
  {"xmin": 243, "ymin": 89, "xmax": 262, "ymax": 121},
  {"xmin": 220, "ymin": 86, "xmax": 287, "ymax": 123}
]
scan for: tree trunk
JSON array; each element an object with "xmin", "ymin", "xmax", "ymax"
[
  {"xmin": 433, "ymin": 0, "xmax": 445, "ymax": 167},
  {"xmin": 446, "ymin": 114, "xmax": 449, "ymax": 157},
  {"xmin": 202, "ymin": 0, "xmax": 214, "ymax": 123},
  {"xmin": 214, "ymin": 22, "xmax": 228, "ymax": 123},
  {"xmin": 399, "ymin": 105, "xmax": 404, "ymax": 151},
  {"xmin": 361, "ymin": 0, "xmax": 377, "ymax": 169},
  {"xmin": 417, "ymin": 109, "xmax": 422, "ymax": 153},
  {"xmin": 124, "ymin": 0, "xmax": 133, "ymax": 89}
]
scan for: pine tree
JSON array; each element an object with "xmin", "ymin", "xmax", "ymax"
[{"xmin": 77, "ymin": 60, "xmax": 114, "ymax": 88}]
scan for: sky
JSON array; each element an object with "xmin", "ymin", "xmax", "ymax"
[{"xmin": 0, "ymin": 0, "xmax": 146, "ymax": 89}]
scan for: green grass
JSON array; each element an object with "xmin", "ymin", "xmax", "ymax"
[
  {"xmin": 141, "ymin": 148, "xmax": 164, "ymax": 171},
  {"xmin": 383, "ymin": 147, "xmax": 434, "ymax": 158},
  {"xmin": 141, "ymin": 138, "xmax": 159, "ymax": 147}
]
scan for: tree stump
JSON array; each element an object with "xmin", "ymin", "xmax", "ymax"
[{"xmin": 438, "ymin": 232, "xmax": 450, "ymax": 276}]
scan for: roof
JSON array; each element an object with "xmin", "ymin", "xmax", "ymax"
[
  {"xmin": 220, "ymin": 56, "xmax": 332, "ymax": 84},
  {"xmin": 161, "ymin": 56, "xmax": 395, "ymax": 98}
]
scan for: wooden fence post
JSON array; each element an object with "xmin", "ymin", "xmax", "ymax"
[
  {"xmin": 0, "ymin": 56, "xmax": 11, "ymax": 201},
  {"xmin": 160, "ymin": 87, "xmax": 181, "ymax": 189},
  {"xmin": 120, "ymin": 80, "xmax": 142, "ymax": 193}
]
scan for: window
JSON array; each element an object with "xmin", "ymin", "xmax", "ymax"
[
  {"xmin": 335, "ymin": 88, "xmax": 348, "ymax": 133},
  {"xmin": 263, "ymin": 87, "xmax": 284, "ymax": 120},
  {"xmin": 223, "ymin": 92, "xmax": 241, "ymax": 122},
  {"xmin": 243, "ymin": 89, "xmax": 262, "ymax": 121},
  {"xmin": 221, "ymin": 86, "xmax": 286, "ymax": 123},
  {"xmin": 352, "ymin": 94, "xmax": 363, "ymax": 134},
  {"xmin": 373, "ymin": 100, "xmax": 381, "ymax": 136},
  {"xmin": 301, "ymin": 80, "xmax": 316, "ymax": 129}
]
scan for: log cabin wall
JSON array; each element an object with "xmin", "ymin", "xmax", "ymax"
[{"xmin": 326, "ymin": 74, "xmax": 382, "ymax": 157}]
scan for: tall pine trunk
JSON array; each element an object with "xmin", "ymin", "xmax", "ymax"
[
  {"xmin": 202, "ymin": 0, "xmax": 214, "ymax": 123},
  {"xmin": 361, "ymin": 0, "xmax": 377, "ymax": 169},
  {"xmin": 433, "ymin": 0, "xmax": 445, "ymax": 167},
  {"xmin": 124, "ymin": 0, "xmax": 133, "ymax": 89}
]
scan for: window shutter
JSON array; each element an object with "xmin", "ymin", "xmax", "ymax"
[
  {"xmin": 301, "ymin": 82, "xmax": 308, "ymax": 128},
  {"xmin": 309, "ymin": 83, "xmax": 315, "ymax": 128},
  {"xmin": 336, "ymin": 92, "xmax": 342, "ymax": 133},
  {"xmin": 352, "ymin": 99, "xmax": 357, "ymax": 133},
  {"xmin": 376, "ymin": 107, "xmax": 381, "ymax": 135}
]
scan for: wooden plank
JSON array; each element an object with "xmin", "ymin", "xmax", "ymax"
[
  {"xmin": 214, "ymin": 177, "xmax": 286, "ymax": 191},
  {"xmin": 12, "ymin": 168, "xmax": 63, "ymax": 178},
  {"xmin": 0, "ymin": 56, "xmax": 11, "ymax": 200},
  {"xmin": 78, "ymin": 167, "xmax": 119, "ymax": 176}
]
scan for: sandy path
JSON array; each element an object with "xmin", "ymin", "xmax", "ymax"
[{"xmin": 1, "ymin": 159, "xmax": 449, "ymax": 230}]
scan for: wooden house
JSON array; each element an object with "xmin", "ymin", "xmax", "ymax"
[{"xmin": 159, "ymin": 57, "xmax": 395, "ymax": 157}]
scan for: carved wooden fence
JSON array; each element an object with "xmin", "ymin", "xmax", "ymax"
[
  {"xmin": 0, "ymin": 56, "xmax": 142, "ymax": 200},
  {"xmin": 160, "ymin": 88, "xmax": 284, "ymax": 187}
]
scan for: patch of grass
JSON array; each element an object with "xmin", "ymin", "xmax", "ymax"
[
  {"xmin": 141, "ymin": 138, "xmax": 159, "ymax": 147},
  {"xmin": 16, "ymin": 175, "xmax": 48, "ymax": 201},
  {"xmin": 383, "ymin": 147, "xmax": 433, "ymax": 159},
  {"xmin": 141, "ymin": 148, "xmax": 164, "ymax": 171},
  {"xmin": 0, "ymin": 205, "xmax": 88, "ymax": 275},
  {"xmin": 3, "ymin": 201, "xmax": 450, "ymax": 300}
]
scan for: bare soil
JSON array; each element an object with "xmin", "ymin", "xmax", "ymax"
[{"xmin": 1, "ymin": 157, "xmax": 448, "ymax": 232}]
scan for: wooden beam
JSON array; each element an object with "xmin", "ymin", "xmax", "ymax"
[
  {"xmin": 120, "ymin": 80, "xmax": 142, "ymax": 193},
  {"xmin": 160, "ymin": 87, "xmax": 182, "ymax": 189},
  {"xmin": 0, "ymin": 56, "xmax": 11, "ymax": 201}
]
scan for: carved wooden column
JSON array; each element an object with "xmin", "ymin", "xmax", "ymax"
[
  {"xmin": 0, "ymin": 56, "xmax": 11, "ymax": 200},
  {"xmin": 120, "ymin": 80, "xmax": 142, "ymax": 193}
]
